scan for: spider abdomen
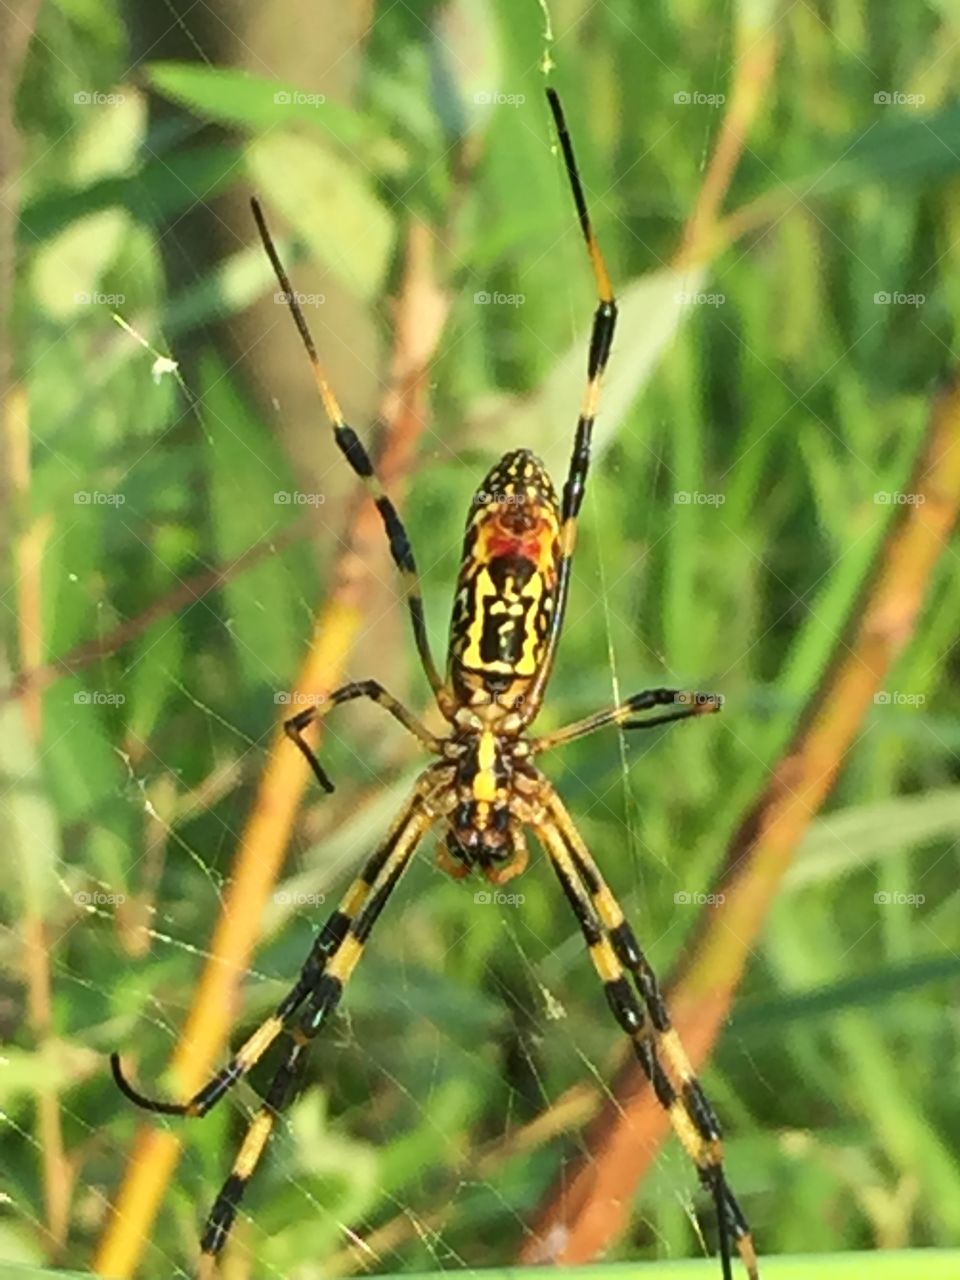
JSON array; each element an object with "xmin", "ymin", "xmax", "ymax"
[{"xmin": 448, "ymin": 449, "xmax": 561, "ymax": 706}]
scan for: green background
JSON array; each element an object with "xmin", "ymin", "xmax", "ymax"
[{"xmin": 3, "ymin": 0, "xmax": 960, "ymax": 1276}]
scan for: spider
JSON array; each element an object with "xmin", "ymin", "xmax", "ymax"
[{"xmin": 111, "ymin": 89, "xmax": 758, "ymax": 1280}]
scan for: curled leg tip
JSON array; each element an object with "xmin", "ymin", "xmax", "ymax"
[{"xmin": 110, "ymin": 1051, "xmax": 189, "ymax": 1116}]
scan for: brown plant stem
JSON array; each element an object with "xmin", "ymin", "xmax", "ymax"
[
  {"xmin": 0, "ymin": 513, "xmax": 316, "ymax": 707},
  {"xmin": 520, "ymin": 375, "xmax": 960, "ymax": 1263},
  {"xmin": 9, "ymin": 375, "xmax": 73, "ymax": 1257},
  {"xmin": 675, "ymin": 15, "xmax": 777, "ymax": 268},
  {"xmin": 94, "ymin": 220, "xmax": 450, "ymax": 1278}
]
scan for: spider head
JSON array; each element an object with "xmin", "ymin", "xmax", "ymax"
[
  {"xmin": 448, "ymin": 798, "xmax": 512, "ymax": 858},
  {"xmin": 443, "ymin": 799, "xmax": 528, "ymax": 883}
]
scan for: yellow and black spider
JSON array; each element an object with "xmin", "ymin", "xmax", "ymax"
[{"xmin": 111, "ymin": 89, "xmax": 758, "ymax": 1280}]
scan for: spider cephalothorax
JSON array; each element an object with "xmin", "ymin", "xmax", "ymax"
[
  {"xmin": 110, "ymin": 89, "xmax": 758, "ymax": 1280},
  {"xmin": 434, "ymin": 722, "xmax": 537, "ymax": 881}
]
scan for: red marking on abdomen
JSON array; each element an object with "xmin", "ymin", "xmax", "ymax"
[
  {"xmin": 488, "ymin": 534, "xmax": 541, "ymax": 561},
  {"xmin": 482, "ymin": 510, "xmax": 558, "ymax": 571}
]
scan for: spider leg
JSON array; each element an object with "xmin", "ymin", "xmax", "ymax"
[
  {"xmin": 111, "ymin": 788, "xmax": 435, "ymax": 1119},
  {"xmin": 196, "ymin": 796, "xmax": 434, "ymax": 1272},
  {"xmin": 548, "ymin": 788, "xmax": 758, "ymax": 1273},
  {"xmin": 535, "ymin": 804, "xmax": 757, "ymax": 1280},
  {"xmin": 522, "ymin": 90, "xmax": 617, "ymax": 721},
  {"xmin": 251, "ymin": 197, "xmax": 445, "ymax": 702},
  {"xmin": 531, "ymin": 687, "xmax": 721, "ymax": 752},
  {"xmin": 197, "ymin": 1039, "xmax": 305, "ymax": 1279},
  {"xmin": 284, "ymin": 678, "xmax": 442, "ymax": 793}
]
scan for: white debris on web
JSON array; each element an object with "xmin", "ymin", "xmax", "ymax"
[
  {"xmin": 538, "ymin": 0, "xmax": 556, "ymax": 73},
  {"xmin": 111, "ymin": 312, "xmax": 193, "ymax": 405},
  {"xmin": 112, "ymin": 312, "xmax": 175, "ymax": 373},
  {"xmin": 539, "ymin": 982, "xmax": 567, "ymax": 1021},
  {"xmin": 151, "ymin": 353, "xmax": 180, "ymax": 383}
]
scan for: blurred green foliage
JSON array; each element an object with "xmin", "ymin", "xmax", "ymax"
[{"xmin": 3, "ymin": 0, "xmax": 960, "ymax": 1276}]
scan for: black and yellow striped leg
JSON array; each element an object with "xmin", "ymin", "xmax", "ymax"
[
  {"xmin": 111, "ymin": 888, "xmax": 354, "ymax": 1121},
  {"xmin": 523, "ymin": 90, "xmax": 618, "ymax": 721},
  {"xmin": 111, "ymin": 790, "xmax": 436, "ymax": 1121},
  {"xmin": 197, "ymin": 1040, "xmax": 304, "ymax": 1278},
  {"xmin": 194, "ymin": 796, "xmax": 434, "ymax": 1274},
  {"xmin": 285, "ymin": 679, "xmax": 442, "ymax": 793},
  {"xmin": 250, "ymin": 198, "xmax": 445, "ymax": 701},
  {"xmin": 542, "ymin": 789, "xmax": 759, "ymax": 1279},
  {"xmin": 110, "ymin": 983, "xmax": 309, "ymax": 1121},
  {"xmin": 531, "ymin": 687, "xmax": 722, "ymax": 752}
]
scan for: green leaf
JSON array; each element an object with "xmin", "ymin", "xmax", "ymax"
[
  {"xmin": 0, "ymin": 684, "xmax": 62, "ymax": 917},
  {"xmin": 247, "ymin": 132, "xmax": 395, "ymax": 301},
  {"xmin": 787, "ymin": 788, "xmax": 960, "ymax": 889},
  {"xmin": 200, "ymin": 353, "xmax": 304, "ymax": 690},
  {"xmin": 31, "ymin": 209, "xmax": 130, "ymax": 320},
  {"xmin": 69, "ymin": 87, "xmax": 145, "ymax": 183},
  {"xmin": 19, "ymin": 145, "xmax": 244, "ymax": 243},
  {"xmin": 471, "ymin": 265, "xmax": 705, "ymax": 480},
  {"xmin": 147, "ymin": 62, "xmax": 405, "ymax": 170},
  {"xmin": 734, "ymin": 954, "xmax": 960, "ymax": 1031},
  {"xmin": 737, "ymin": 103, "xmax": 960, "ymax": 229},
  {"xmin": 0, "ymin": 1044, "xmax": 97, "ymax": 1111},
  {"xmin": 808, "ymin": 104, "xmax": 960, "ymax": 196}
]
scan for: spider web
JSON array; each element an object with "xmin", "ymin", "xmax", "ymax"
[{"xmin": 1, "ymin": 3, "xmax": 742, "ymax": 1277}]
